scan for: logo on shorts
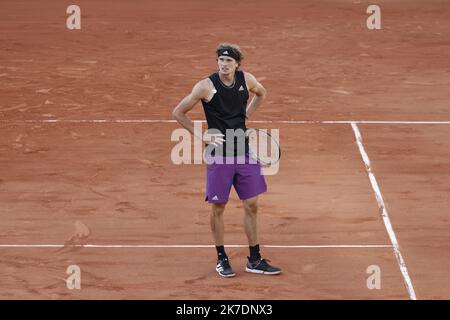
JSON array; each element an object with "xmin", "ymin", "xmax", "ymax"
[{"xmin": 212, "ymin": 195, "xmax": 219, "ymax": 201}]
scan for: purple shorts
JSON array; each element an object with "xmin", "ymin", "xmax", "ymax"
[{"xmin": 205, "ymin": 154, "xmax": 267, "ymax": 204}]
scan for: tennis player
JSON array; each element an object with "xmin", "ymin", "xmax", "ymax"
[{"xmin": 172, "ymin": 43, "xmax": 281, "ymax": 277}]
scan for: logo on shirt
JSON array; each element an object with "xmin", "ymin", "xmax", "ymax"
[{"xmin": 238, "ymin": 85, "xmax": 245, "ymax": 91}]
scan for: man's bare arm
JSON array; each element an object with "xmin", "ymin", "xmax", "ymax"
[
  {"xmin": 172, "ymin": 80, "xmax": 209, "ymax": 140},
  {"xmin": 172, "ymin": 80, "xmax": 224, "ymax": 145},
  {"xmin": 244, "ymin": 72, "xmax": 267, "ymax": 119}
]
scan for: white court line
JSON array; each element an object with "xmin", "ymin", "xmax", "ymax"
[
  {"xmin": 252, "ymin": 120, "xmax": 450, "ymax": 125},
  {"xmin": 0, "ymin": 244, "xmax": 392, "ymax": 248},
  {"xmin": 1, "ymin": 119, "xmax": 450, "ymax": 124},
  {"xmin": 351, "ymin": 122, "xmax": 417, "ymax": 300}
]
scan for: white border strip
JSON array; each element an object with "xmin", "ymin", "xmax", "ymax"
[
  {"xmin": 351, "ymin": 122, "xmax": 417, "ymax": 300},
  {"xmin": 0, "ymin": 244, "xmax": 392, "ymax": 248},
  {"xmin": 1, "ymin": 119, "xmax": 450, "ymax": 124}
]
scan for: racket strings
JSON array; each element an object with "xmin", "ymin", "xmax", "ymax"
[{"xmin": 246, "ymin": 128, "xmax": 281, "ymax": 165}]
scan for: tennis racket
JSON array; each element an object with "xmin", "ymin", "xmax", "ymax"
[{"xmin": 246, "ymin": 128, "xmax": 281, "ymax": 166}]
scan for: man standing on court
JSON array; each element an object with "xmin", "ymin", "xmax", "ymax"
[{"xmin": 172, "ymin": 43, "xmax": 281, "ymax": 277}]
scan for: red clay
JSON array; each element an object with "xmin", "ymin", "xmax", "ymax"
[{"xmin": 1, "ymin": 0, "xmax": 449, "ymax": 299}]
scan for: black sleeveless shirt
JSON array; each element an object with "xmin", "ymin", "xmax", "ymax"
[{"xmin": 201, "ymin": 70, "xmax": 249, "ymax": 156}]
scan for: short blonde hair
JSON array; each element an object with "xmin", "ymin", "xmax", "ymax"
[{"xmin": 216, "ymin": 43, "xmax": 244, "ymax": 66}]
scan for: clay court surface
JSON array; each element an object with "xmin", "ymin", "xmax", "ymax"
[{"xmin": 1, "ymin": 0, "xmax": 450, "ymax": 299}]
